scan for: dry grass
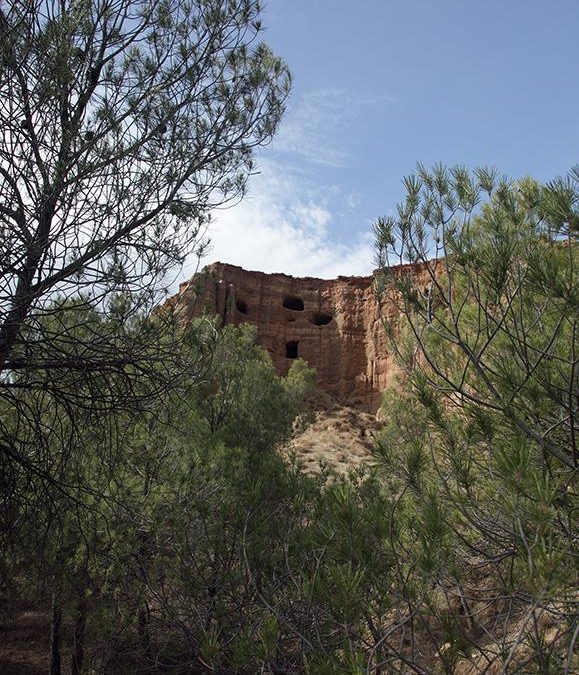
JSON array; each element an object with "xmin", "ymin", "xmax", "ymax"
[{"xmin": 284, "ymin": 393, "xmax": 380, "ymax": 473}]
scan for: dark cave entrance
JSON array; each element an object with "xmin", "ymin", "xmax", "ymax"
[
  {"xmin": 286, "ymin": 341, "xmax": 299, "ymax": 359},
  {"xmin": 283, "ymin": 296, "xmax": 304, "ymax": 311},
  {"xmin": 311, "ymin": 312, "xmax": 333, "ymax": 326},
  {"xmin": 236, "ymin": 298, "xmax": 248, "ymax": 314}
]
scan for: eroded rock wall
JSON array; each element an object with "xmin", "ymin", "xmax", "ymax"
[{"xmin": 168, "ymin": 262, "xmax": 423, "ymax": 405}]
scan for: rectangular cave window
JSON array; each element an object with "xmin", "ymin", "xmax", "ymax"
[{"xmin": 286, "ymin": 340, "xmax": 299, "ymax": 359}]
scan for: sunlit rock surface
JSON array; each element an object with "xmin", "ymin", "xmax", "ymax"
[{"xmin": 167, "ymin": 261, "xmax": 430, "ymax": 406}]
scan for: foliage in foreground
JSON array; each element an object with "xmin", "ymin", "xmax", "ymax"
[
  {"xmin": 373, "ymin": 164, "xmax": 578, "ymax": 672},
  {"xmin": 2, "ymin": 319, "xmax": 322, "ymax": 673},
  {"xmin": 0, "ymin": 167, "xmax": 577, "ymax": 675}
]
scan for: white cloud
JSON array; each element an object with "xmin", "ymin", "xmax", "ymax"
[
  {"xmin": 178, "ymin": 86, "xmax": 393, "ymax": 282},
  {"xmin": 183, "ymin": 161, "xmax": 375, "ymax": 280}
]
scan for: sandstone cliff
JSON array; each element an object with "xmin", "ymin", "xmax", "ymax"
[{"xmin": 168, "ymin": 261, "xmax": 431, "ymax": 407}]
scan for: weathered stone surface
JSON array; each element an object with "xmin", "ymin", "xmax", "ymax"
[{"xmin": 167, "ymin": 261, "xmax": 427, "ymax": 405}]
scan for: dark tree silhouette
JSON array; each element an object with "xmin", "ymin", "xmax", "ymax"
[{"xmin": 0, "ymin": 0, "xmax": 290, "ymax": 479}]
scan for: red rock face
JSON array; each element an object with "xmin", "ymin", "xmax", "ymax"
[{"xmin": 168, "ymin": 262, "xmax": 423, "ymax": 405}]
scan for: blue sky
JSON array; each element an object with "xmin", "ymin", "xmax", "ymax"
[{"xmin": 198, "ymin": 0, "xmax": 579, "ymax": 279}]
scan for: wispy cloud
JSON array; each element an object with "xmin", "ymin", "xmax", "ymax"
[
  {"xmin": 273, "ymin": 88, "xmax": 394, "ymax": 168},
  {"xmin": 183, "ymin": 159, "xmax": 375, "ymax": 280}
]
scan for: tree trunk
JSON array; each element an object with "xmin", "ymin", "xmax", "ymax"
[
  {"xmin": 49, "ymin": 587, "xmax": 63, "ymax": 675},
  {"xmin": 137, "ymin": 603, "xmax": 152, "ymax": 672},
  {"xmin": 71, "ymin": 593, "xmax": 88, "ymax": 675}
]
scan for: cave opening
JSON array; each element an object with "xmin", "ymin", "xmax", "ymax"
[
  {"xmin": 311, "ymin": 312, "xmax": 333, "ymax": 326},
  {"xmin": 236, "ymin": 298, "xmax": 248, "ymax": 315},
  {"xmin": 283, "ymin": 295, "xmax": 304, "ymax": 311},
  {"xmin": 286, "ymin": 341, "xmax": 299, "ymax": 359}
]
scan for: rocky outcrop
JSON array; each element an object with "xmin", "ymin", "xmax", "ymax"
[{"xmin": 167, "ymin": 261, "xmax": 428, "ymax": 406}]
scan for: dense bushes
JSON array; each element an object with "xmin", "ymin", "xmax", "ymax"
[
  {"xmin": 1, "ymin": 167, "xmax": 577, "ymax": 674},
  {"xmin": 0, "ymin": 318, "xmax": 397, "ymax": 673}
]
